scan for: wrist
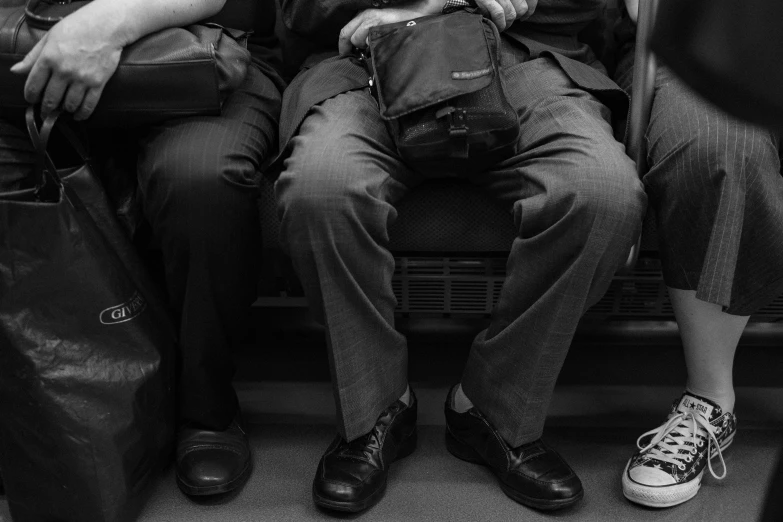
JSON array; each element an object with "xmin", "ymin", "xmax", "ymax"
[
  {"xmin": 65, "ymin": 5, "xmax": 134, "ymax": 48},
  {"xmin": 424, "ymin": 0, "xmax": 448, "ymax": 14},
  {"xmin": 107, "ymin": 9, "xmax": 141, "ymax": 48}
]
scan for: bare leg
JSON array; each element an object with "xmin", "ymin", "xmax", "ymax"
[{"xmin": 669, "ymin": 287, "xmax": 749, "ymax": 413}]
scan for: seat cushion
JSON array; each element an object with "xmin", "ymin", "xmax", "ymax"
[{"xmin": 389, "ymin": 180, "xmax": 517, "ymax": 253}]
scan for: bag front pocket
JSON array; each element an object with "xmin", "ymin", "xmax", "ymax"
[{"xmin": 369, "ymin": 11, "xmax": 496, "ymax": 119}]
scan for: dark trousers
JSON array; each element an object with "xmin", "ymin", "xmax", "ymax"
[
  {"xmin": 0, "ymin": 65, "xmax": 281, "ymax": 431},
  {"xmin": 276, "ymin": 50, "xmax": 646, "ymax": 447}
]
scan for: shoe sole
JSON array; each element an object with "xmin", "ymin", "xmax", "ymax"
[
  {"xmin": 176, "ymin": 458, "xmax": 253, "ymax": 497},
  {"xmin": 622, "ymin": 431, "xmax": 735, "ymax": 508},
  {"xmin": 445, "ymin": 430, "xmax": 584, "ymax": 511},
  {"xmin": 312, "ymin": 428, "xmax": 418, "ymax": 513}
]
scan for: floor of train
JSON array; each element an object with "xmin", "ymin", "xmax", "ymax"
[
  {"xmin": 1, "ymin": 384, "xmax": 781, "ymax": 522},
  {"xmin": 139, "ymin": 424, "xmax": 780, "ymax": 522},
  {"xmin": 3, "ymin": 322, "xmax": 783, "ymax": 521}
]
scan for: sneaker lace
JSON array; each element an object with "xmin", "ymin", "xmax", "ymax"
[{"xmin": 636, "ymin": 411, "xmax": 727, "ymax": 480}]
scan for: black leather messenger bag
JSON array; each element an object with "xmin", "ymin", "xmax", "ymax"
[
  {"xmin": 0, "ymin": 0, "xmax": 252, "ymax": 126},
  {"xmin": 364, "ymin": 11, "xmax": 519, "ymax": 166}
]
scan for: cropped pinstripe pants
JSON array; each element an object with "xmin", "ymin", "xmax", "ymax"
[
  {"xmin": 617, "ymin": 55, "xmax": 783, "ymax": 315},
  {"xmin": 0, "ymin": 65, "xmax": 281, "ymax": 430}
]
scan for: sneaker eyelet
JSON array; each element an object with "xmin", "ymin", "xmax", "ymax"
[
  {"xmin": 691, "ymin": 448, "xmax": 697, "ymax": 454},
  {"xmin": 686, "ymin": 456, "xmax": 693, "ymax": 462},
  {"xmin": 698, "ymin": 441, "xmax": 705, "ymax": 447},
  {"xmin": 678, "ymin": 464, "xmax": 686, "ymax": 470}
]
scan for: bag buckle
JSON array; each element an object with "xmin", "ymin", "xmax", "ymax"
[
  {"xmin": 436, "ymin": 106, "xmax": 469, "ymax": 158},
  {"xmin": 359, "ymin": 51, "xmax": 379, "ymax": 99}
]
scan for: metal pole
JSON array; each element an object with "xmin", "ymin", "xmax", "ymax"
[{"xmin": 622, "ymin": 0, "xmax": 659, "ymax": 272}]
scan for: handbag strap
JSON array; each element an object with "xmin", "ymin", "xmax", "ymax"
[
  {"xmin": 53, "ymin": 116, "xmax": 89, "ymax": 160},
  {"xmin": 24, "ymin": 106, "xmax": 89, "ymax": 201},
  {"xmin": 25, "ymin": 106, "xmax": 62, "ymax": 197}
]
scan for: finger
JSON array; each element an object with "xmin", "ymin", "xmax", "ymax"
[
  {"xmin": 496, "ymin": 0, "xmax": 517, "ymax": 26},
  {"xmin": 522, "ymin": 0, "xmax": 538, "ymax": 20},
  {"xmin": 350, "ymin": 19, "xmax": 378, "ymax": 50},
  {"xmin": 40, "ymin": 75, "xmax": 68, "ymax": 115},
  {"xmin": 510, "ymin": 0, "xmax": 528, "ymax": 20},
  {"xmin": 10, "ymin": 35, "xmax": 46, "ymax": 75},
  {"xmin": 62, "ymin": 83, "xmax": 87, "ymax": 114},
  {"xmin": 73, "ymin": 86, "xmax": 103, "ymax": 121},
  {"xmin": 476, "ymin": 0, "xmax": 508, "ymax": 31},
  {"xmin": 339, "ymin": 12, "xmax": 369, "ymax": 55},
  {"xmin": 23, "ymin": 57, "xmax": 53, "ymax": 105}
]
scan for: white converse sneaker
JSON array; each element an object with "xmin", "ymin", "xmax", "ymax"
[{"xmin": 622, "ymin": 392, "xmax": 737, "ymax": 508}]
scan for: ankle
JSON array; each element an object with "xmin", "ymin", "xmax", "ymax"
[
  {"xmin": 452, "ymin": 383, "xmax": 474, "ymax": 413},
  {"xmin": 399, "ymin": 385, "xmax": 411, "ymax": 406},
  {"xmin": 686, "ymin": 386, "xmax": 735, "ymax": 414}
]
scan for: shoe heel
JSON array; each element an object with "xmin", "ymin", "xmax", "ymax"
[
  {"xmin": 445, "ymin": 429, "xmax": 485, "ymax": 465},
  {"xmin": 395, "ymin": 428, "xmax": 418, "ymax": 461}
]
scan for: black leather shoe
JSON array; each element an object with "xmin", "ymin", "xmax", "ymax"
[
  {"xmin": 176, "ymin": 414, "xmax": 252, "ymax": 496},
  {"xmin": 313, "ymin": 389, "xmax": 418, "ymax": 513},
  {"xmin": 444, "ymin": 386, "xmax": 583, "ymax": 510}
]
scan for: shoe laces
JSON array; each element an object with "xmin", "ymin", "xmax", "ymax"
[
  {"xmin": 636, "ymin": 411, "xmax": 727, "ymax": 480},
  {"xmin": 339, "ymin": 427, "xmax": 383, "ymax": 462},
  {"xmin": 337, "ymin": 404, "xmax": 400, "ymax": 462}
]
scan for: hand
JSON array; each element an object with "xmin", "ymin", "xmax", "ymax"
[
  {"xmin": 10, "ymin": 14, "xmax": 123, "ymax": 121},
  {"xmin": 474, "ymin": 0, "xmax": 537, "ymax": 31},
  {"xmin": 623, "ymin": 0, "xmax": 639, "ymax": 23},
  {"xmin": 339, "ymin": 3, "xmax": 440, "ymax": 55}
]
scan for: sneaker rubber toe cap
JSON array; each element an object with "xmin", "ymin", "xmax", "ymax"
[{"xmin": 629, "ymin": 465, "xmax": 677, "ymax": 486}]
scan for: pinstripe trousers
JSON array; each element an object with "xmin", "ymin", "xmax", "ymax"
[
  {"xmin": 0, "ymin": 65, "xmax": 281, "ymax": 430},
  {"xmin": 616, "ymin": 54, "xmax": 783, "ymax": 315},
  {"xmin": 276, "ymin": 51, "xmax": 646, "ymax": 446}
]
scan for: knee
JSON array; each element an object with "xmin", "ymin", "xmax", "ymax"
[
  {"xmin": 275, "ymin": 151, "xmax": 389, "ymax": 242},
  {"xmin": 648, "ymin": 127, "xmax": 778, "ymax": 209},
  {"xmin": 139, "ymin": 149, "xmax": 260, "ymax": 243},
  {"xmin": 561, "ymin": 172, "xmax": 645, "ymax": 267},
  {"xmin": 149, "ymin": 149, "xmax": 258, "ymax": 207},
  {"xmin": 514, "ymin": 153, "xmax": 645, "ymax": 258},
  {"xmin": 576, "ymin": 174, "xmax": 644, "ymax": 228},
  {"xmin": 277, "ymin": 169, "xmax": 345, "ymax": 234},
  {"xmin": 276, "ymin": 170, "xmax": 340, "ymax": 224},
  {"xmin": 562, "ymin": 154, "xmax": 646, "ymax": 238},
  {"xmin": 647, "ymin": 88, "xmax": 778, "ymax": 196}
]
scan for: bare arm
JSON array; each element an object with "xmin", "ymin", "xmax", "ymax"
[{"xmin": 11, "ymin": 0, "xmax": 227, "ymax": 120}]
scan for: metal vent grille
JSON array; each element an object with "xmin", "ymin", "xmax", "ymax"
[
  {"xmin": 394, "ymin": 257, "xmax": 505, "ymax": 315},
  {"xmin": 391, "ymin": 255, "xmax": 783, "ymax": 322},
  {"xmin": 752, "ymin": 300, "xmax": 783, "ymax": 319}
]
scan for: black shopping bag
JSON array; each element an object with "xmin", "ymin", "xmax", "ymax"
[{"xmin": 0, "ymin": 109, "xmax": 177, "ymax": 522}]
